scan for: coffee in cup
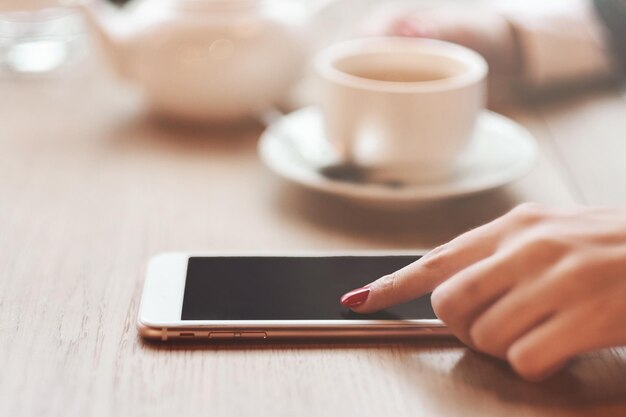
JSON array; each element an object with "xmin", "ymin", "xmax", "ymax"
[{"xmin": 314, "ymin": 37, "xmax": 488, "ymax": 182}]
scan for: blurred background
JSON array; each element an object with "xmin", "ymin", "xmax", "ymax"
[{"xmin": 0, "ymin": 0, "xmax": 390, "ymax": 127}]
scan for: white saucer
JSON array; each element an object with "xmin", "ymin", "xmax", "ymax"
[{"xmin": 258, "ymin": 106, "xmax": 538, "ymax": 207}]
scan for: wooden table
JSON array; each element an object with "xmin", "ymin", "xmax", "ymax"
[{"xmin": 2, "ymin": 56, "xmax": 626, "ymax": 417}]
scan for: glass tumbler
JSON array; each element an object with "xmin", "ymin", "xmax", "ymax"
[{"xmin": 0, "ymin": 6, "xmax": 89, "ymax": 78}]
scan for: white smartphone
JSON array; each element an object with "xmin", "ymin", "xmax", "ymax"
[{"xmin": 137, "ymin": 252, "xmax": 449, "ymax": 341}]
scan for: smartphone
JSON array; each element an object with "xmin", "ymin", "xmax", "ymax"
[{"xmin": 137, "ymin": 252, "xmax": 449, "ymax": 341}]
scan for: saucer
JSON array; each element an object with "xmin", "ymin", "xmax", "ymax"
[{"xmin": 258, "ymin": 106, "xmax": 538, "ymax": 207}]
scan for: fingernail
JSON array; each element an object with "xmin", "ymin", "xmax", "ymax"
[
  {"xmin": 395, "ymin": 20, "xmax": 432, "ymax": 38},
  {"xmin": 340, "ymin": 287, "xmax": 371, "ymax": 308},
  {"xmin": 397, "ymin": 22, "xmax": 418, "ymax": 37}
]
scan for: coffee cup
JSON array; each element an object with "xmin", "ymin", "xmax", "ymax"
[{"xmin": 314, "ymin": 37, "xmax": 488, "ymax": 182}]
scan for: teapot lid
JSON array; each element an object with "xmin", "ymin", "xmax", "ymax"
[{"xmin": 172, "ymin": 0, "xmax": 262, "ymax": 12}]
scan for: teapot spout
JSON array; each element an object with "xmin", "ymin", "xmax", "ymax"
[{"xmin": 71, "ymin": 0, "xmax": 128, "ymax": 79}]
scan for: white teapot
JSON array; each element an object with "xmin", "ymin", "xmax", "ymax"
[{"xmin": 76, "ymin": 0, "xmax": 334, "ymax": 122}]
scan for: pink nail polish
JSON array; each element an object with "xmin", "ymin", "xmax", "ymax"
[
  {"xmin": 340, "ymin": 287, "xmax": 371, "ymax": 308},
  {"xmin": 394, "ymin": 20, "xmax": 432, "ymax": 38}
]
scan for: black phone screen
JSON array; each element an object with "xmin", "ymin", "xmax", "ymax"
[{"xmin": 181, "ymin": 256, "xmax": 436, "ymax": 320}]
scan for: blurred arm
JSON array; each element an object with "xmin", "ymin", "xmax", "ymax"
[
  {"xmin": 492, "ymin": 0, "xmax": 619, "ymax": 89},
  {"xmin": 593, "ymin": 0, "xmax": 626, "ymax": 71}
]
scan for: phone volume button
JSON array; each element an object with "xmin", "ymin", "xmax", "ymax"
[
  {"xmin": 208, "ymin": 332, "xmax": 235, "ymax": 339},
  {"xmin": 240, "ymin": 332, "xmax": 267, "ymax": 339}
]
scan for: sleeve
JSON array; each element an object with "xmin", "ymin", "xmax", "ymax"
[
  {"xmin": 490, "ymin": 0, "xmax": 619, "ymax": 89},
  {"xmin": 593, "ymin": 0, "xmax": 626, "ymax": 71}
]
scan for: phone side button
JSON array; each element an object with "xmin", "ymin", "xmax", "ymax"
[
  {"xmin": 208, "ymin": 332, "xmax": 235, "ymax": 339},
  {"xmin": 240, "ymin": 332, "xmax": 267, "ymax": 339}
]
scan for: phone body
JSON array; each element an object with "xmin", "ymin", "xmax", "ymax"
[{"xmin": 137, "ymin": 252, "xmax": 449, "ymax": 341}]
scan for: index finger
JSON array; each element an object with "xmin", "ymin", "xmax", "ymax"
[{"xmin": 344, "ymin": 219, "xmax": 504, "ymax": 313}]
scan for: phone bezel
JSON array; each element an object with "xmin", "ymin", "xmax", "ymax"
[{"xmin": 137, "ymin": 251, "xmax": 448, "ymax": 340}]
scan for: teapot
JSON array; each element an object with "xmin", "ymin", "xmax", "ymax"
[{"xmin": 75, "ymin": 0, "xmax": 337, "ymax": 123}]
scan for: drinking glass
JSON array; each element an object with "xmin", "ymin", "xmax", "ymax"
[{"xmin": 0, "ymin": 7, "xmax": 90, "ymax": 78}]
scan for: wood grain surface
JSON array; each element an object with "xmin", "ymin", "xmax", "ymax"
[{"xmin": 1, "ymin": 53, "xmax": 626, "ymax": 417}]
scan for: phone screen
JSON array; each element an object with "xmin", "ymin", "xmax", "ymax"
[{"xmin": 181, "ymin": 256, "xmax": 436, "ymax": 320}]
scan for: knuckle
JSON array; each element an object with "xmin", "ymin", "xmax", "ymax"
[
  {"xmin": 507, "ymin": 345, "xmax": 544, "ymax": 382},
  {"xmin": 425, "ymin": 242, "xmax": 449, "ymax": 258},
  {"xmin": 469, "ymin": 324, "xmax": 509, "ymax": 359},
  {"xmin": 420, "ymin": 243, "xmax": 452, "ymax": 270},
  {"xmin": 572, "ymin": 251, "xmax": 626, "ymax": 278},
  {"xmin": 430, "ymin": 286, "xmax": 453, "ymax": 322},
  {"xmin": 509, "ymin": 202, "xmax": 550, "ymax": 224},
  {"xmin": 376, "ymin": 271, "xmax": 400, "ymax": 295},
  {"xmin": 529, "ymin": 233, "xmax": 568, "ymax": 253},
  {"xmin": 469, "ymin": 323, "xmax": 493, "ymax": 354},
  {"xmin": 507, "ymin": 228, "xmax": 570, "ymax": 261},
  {"xmin": 557, "ymin": 254, "xmax": 592, "ymax": 278},
  {"xmin": 546, "ymin": 254, "xmax": 607, "ymax": 300}
]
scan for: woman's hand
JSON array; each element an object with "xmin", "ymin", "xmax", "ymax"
[{"xmin": 340, "ymin": 203, "xmax": 626, "ymax": 381}]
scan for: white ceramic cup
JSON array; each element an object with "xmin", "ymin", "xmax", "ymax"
[{"xmin": 314, "ymin": 37, "xmax": 488, "ymax": 182}]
